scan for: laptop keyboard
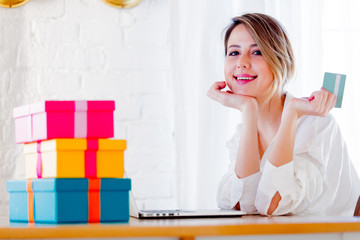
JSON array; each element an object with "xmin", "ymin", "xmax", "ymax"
[
  {"xmin": 141, "ymin": 210, "xmax": 194, "ymax": 213},
  {"xmin": 139, "ymin": 209, "xmax": 195, "ymax": 217}
]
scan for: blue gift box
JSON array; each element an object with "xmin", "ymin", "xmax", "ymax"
[{"xmin": 7, "ymin": 178, "xmax": 131, "ymax": 223}]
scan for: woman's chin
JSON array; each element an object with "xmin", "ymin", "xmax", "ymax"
[{"xmin": 232, "ymin": 90, "xmax": 253, "ymax": 97}]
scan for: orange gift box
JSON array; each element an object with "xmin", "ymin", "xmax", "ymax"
[{"xmin": 24, "ymin": 139, "xmax": 126, "ymax": 179}]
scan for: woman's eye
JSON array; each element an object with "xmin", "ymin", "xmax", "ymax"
[
  {"xmin": 253, "ymin": 50, "xmax": 262, "ymax": 55},
  {"xmin": 228, "ymin": 51, "xmax": 239, "ymax": 56}
]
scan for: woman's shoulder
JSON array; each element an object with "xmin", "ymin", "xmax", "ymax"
[
  {"xmin": 298, "ymin": 112, "xmax": 338, "ymax": 133},
  {"xmin": 293, "ymin": 113, "xmax": 341, "ymax": 156}
]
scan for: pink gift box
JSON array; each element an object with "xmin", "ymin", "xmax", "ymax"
[{"xmin": 13, "ymin": 101, "xmax": 115, "ymax": 144}]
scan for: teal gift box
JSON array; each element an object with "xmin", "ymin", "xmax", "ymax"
[{"xmin": 7, "ymin": 178, "xmax": 131, "ymax": 223}]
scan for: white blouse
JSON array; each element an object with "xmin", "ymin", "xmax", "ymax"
[{"xmin": 217, "ymin": 93, "xmax": 360, "ymax": 216}]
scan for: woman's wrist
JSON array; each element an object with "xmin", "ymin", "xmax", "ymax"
[
  {"xmin": 283, "ymin": 99, "xmax": 301, "ymax": 121},
  {"xmin": 241, "ymin": 97, "xmax": 258, "ymax": 114}
]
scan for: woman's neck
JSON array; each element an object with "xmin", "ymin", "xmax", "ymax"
[{"xmin": 257, "ymin": 93, "xmax": 285, "ymax": 128}]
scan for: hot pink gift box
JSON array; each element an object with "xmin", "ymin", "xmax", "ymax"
[{"xmin": 13, "ymin": 101, "xmax": 115, "ymax": 144}]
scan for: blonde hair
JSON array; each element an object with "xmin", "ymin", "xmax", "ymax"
[{"xmin": 224, "ymin": 13, "xmax": 295, "ymax": 103}]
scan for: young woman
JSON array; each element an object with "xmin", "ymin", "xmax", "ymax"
[{"xmin": 207, "ymin": 13, "xmax": 360, "ymax": 216}]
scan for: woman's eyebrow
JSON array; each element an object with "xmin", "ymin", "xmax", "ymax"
[
  {"xmin": 228, "ymin": 43, "xmax": 258, "ymax": 49},
  {"xmin": 228, "ymin": 44, "xmax": 240, "ymax": 49}
]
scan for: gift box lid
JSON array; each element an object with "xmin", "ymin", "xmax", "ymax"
[
  {"xmin": 7, "ymin": 180, "xmax": 28, "ymax": 192},
  {"xmin": 97, "ymin": 139, "xmax": 126, "ymax": 150},
  {"xmin": 13, "ymin": 100, "xmax": 115, "ymax": 118},
  {"xmin": 13, "ymin": 105, "xmax": 30, "ymax": 119},
  {"xmin": 7, "ymin": 178, "xmax": 131, "ymax": 192},
  {"xmin": 24, "ymin": 139, "xmax": 126, "ymax": 153}
]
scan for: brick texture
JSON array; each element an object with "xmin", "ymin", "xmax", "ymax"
[{"xmin": 0, "ymin": 0, "xmax": 176, "ymax": 217}]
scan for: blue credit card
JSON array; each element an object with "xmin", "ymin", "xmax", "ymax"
[{"xmin": 322, "ymin": 72, "xmax": 346, "ymax": 108}]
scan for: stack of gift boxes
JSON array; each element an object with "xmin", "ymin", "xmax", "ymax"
[{"xmin": 6, "ymin": 100, "xmax": 131, "ymax": 223}]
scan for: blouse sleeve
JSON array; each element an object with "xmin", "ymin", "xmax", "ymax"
[
  {"xmin": 255, "ymin": 156, "xmax": 323, "ymax": 215},
  {"xmin": 217, "ymin": 124, "xmax": 261, "ymax": 214},
  {"xmin": 255, "ymin": 115, "xmax": 339, "ymax": 215}
]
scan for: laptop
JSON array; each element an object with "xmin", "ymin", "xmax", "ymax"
[{"xmin": 129, "ymin": 190, "xmax": 246, "ymax": 219}]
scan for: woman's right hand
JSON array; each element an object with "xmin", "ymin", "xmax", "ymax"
[{"xmin": 207, "ymin": 81, "xmax": 257, "ymax": 112}]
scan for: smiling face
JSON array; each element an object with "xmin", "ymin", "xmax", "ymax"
[{"xmin": 224, "ymin": 24, "xmax": 274, "ymax": 102}]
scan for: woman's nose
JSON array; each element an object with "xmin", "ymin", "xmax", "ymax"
[{"xmin": 237, "ymin": 54, "xmax": 250, "ymax": 69}]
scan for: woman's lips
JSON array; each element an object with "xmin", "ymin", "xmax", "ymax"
[{"xmin": 233, "ymin": 74, "xmax": 257, "ymax": 84}]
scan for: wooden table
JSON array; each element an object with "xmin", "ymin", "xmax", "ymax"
[{"xmin": 1, "ymin": 215, "xmax": 360, "ymax": 239}]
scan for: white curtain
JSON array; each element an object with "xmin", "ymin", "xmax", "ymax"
[
  {"xmin": 172, "ymin": 0, "xmax": 360, "ymax": 209},
  {"xmin": 321, "ymin": 0, "xmax": 360, "ymax": 175}
]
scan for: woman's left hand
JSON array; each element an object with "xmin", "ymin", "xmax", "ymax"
[{"xmin": 286, "ymin": 88, "xmax": 337, "ymax": 119}]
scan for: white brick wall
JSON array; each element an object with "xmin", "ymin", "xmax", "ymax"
[{"xmin": 0, "ymin": 0, "xmax": 176, "ymax": 217}]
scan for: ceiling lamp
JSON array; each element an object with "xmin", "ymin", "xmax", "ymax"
[
  {"xmin": 102, "ymin": 0, "xmax": 141, "ymax": 9},
  {"xmin": 0, "ymin": 0, "xmax": 30, "ymax": 8}
]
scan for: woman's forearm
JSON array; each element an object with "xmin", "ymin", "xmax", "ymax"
[
  {"xmin": 265, "ymin": 105, "xmax": 298, "ymax": 215},
  {"xmin": 234, "ymin": 103, "xmax": 260, "ymax": 178},
  {"xmin": 268, "ymin": 106, "xmax": 298, "ymax": 167}
]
